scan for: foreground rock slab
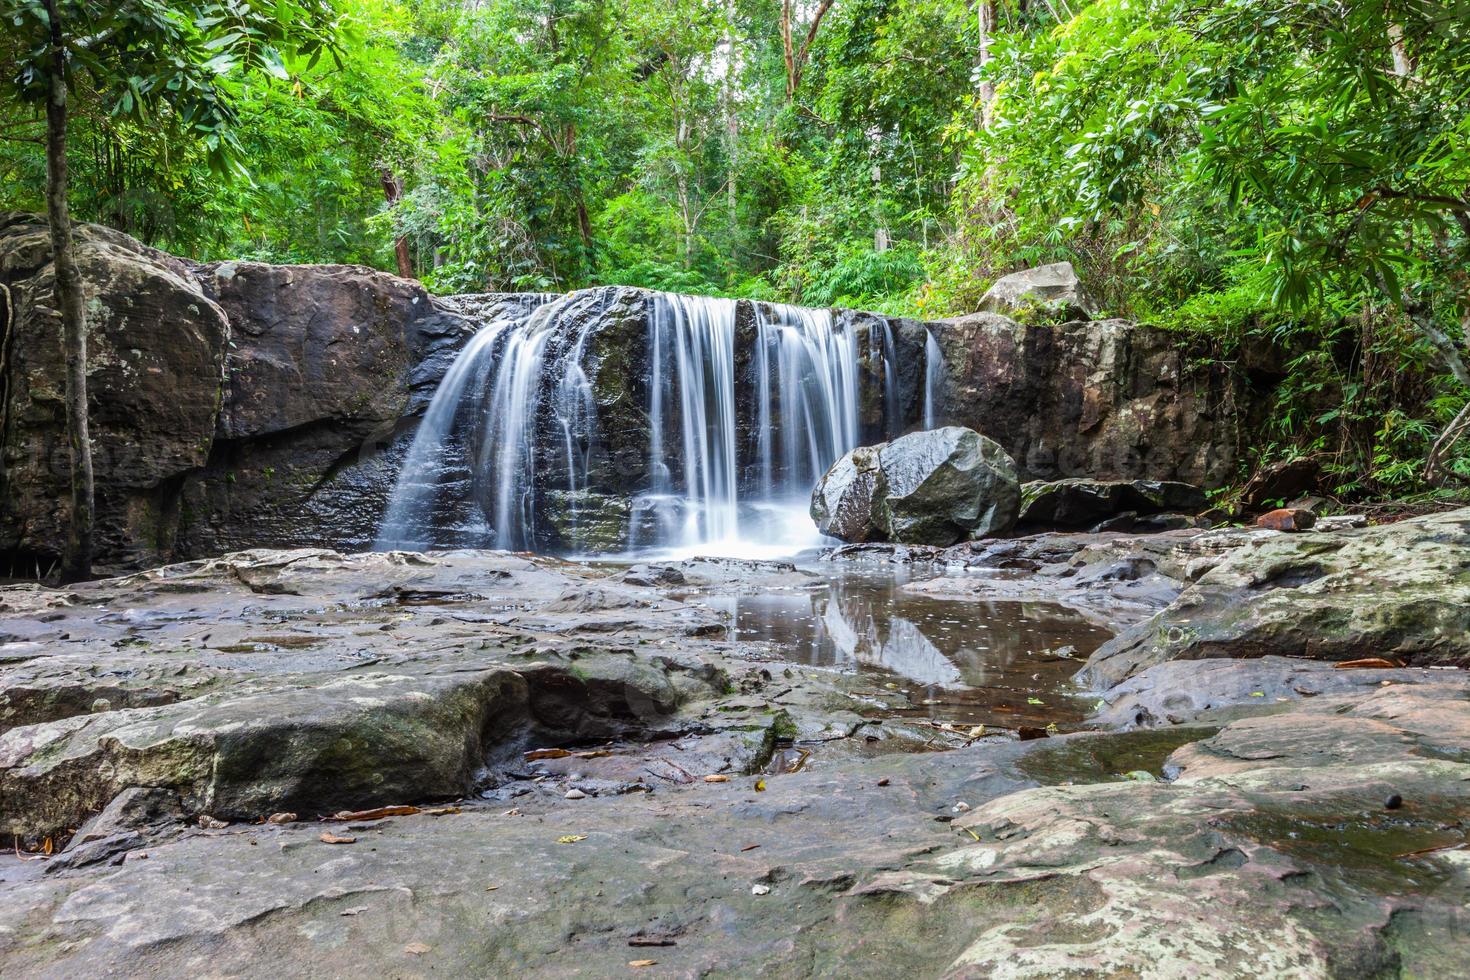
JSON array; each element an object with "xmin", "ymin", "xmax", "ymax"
[
  {"xmin": 1081, "ymin": 507, "xmax": 1470, "ymax": 688},
  {"xmin": 0, "ymin": 549, "xmax": 901, "ymax": 841},
  {"xmin": 3, "ymin": 685, "xmax": 1467, "ymax": 977},
  {"xmin": 5, "ymin": 526, "xmax": 1470, "ymax": 976}
]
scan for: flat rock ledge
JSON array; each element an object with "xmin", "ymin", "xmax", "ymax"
[
  {"xmin": 2, "ymin": 515, "xmax": 1469, "ymax": 976},
  {"xmin": 1080, "ymin": 507, "xmax": 1470, "ymax": 688}
]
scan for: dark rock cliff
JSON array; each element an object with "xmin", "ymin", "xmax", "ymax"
[{"xmin": 1, "ymin": 216, "xmax": 1262, "ymax": 568}]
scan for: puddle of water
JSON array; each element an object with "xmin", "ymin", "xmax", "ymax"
[{"xmin": 704, "ymin": 563, "xmax": 1113, "ymax": 731}]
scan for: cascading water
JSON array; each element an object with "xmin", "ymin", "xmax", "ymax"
[
  {"xmin": 376, "ymin": 288, "xmax": 913, "ymax": 558},
  {"xmin": 636, "ymin": 293, "xmax": 741, "ymax": 549},
  {"xmin": 923, "ymin": 327, "xmax": 944, "ymax": 430},
  {"xmin": 751, "ymin": 303, "xmax": 860, "ymax": 497}
]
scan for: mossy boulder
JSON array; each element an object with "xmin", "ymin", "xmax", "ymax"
[{"xmin": 1080, "ymin": 507, "xmax": 1470, "ymax": 688}]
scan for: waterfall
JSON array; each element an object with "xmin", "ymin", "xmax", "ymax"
[
  {"xmin": 641, "ymin": 293, "xmax": 740, "ymax": 548},
  {"xmin": 376, "ymin": 288, "xmax": 908, "ymax": 557},
  {"xmin": 752, "ymin": 304, "xmax": 860, "ymax": 496},
  {"xmin": 374, "ymin": 306, "xmax": 521, "ymax": 551},
  {"xmin": 923, "ymin": 327, "xmax": 944, "ymax": 430}
]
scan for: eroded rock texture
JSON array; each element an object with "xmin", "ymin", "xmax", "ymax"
[
  {"xmin": 1081, "ymin": 507, "xmax": 1470, "ymax": 688},
  {"xmin": 930, "ymin": 313, "xmax": 1247, "ymax": 487},
  {"xmin": 0, "ymin": 214, "xmax": 229, "ymax": 569},
  {"xmin": 2, "ymin": 520, "xmax": 1468, "ymax": 976},
  {"xmin": 3, "ymin": 219, "xmax": 1260, "ymax": 564}
]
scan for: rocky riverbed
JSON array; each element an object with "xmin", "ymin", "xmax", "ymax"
[{"xmin": 2, "ymin": 509, "xmax": 1469, "ymax": 976}]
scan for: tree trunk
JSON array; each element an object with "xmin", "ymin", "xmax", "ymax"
[
  {"xmin": 781, "ymin": 1, "xmax": 796, "ymax": 102},
  {"xmin": 781, "ymin": 0, "xmax": 835, "ymax": 103},
  {"xmin": 44, "ymin": 0, "xmax": 94, "ymax": 582},
  {"xmin": 977, "ymin": 1, "xmax": 998, "ymax": 132},
  {"xmin": 378, "ymin": 168, "xmax": 414, "ymax": 279},
  {"xmin": 1386, "ymin": 15, "xmax": 1414, "ymax": 77},
  {"xmin": 724, "ymin": 1, "xmax": 738, "ymax": 238}
]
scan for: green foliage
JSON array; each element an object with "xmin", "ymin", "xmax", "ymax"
[
  {"xmin": 803, "ymin": 245, "xmax": 924, "ymax": 309},
  {"xmin": 2, "ymin": 0, "xmax": 1467, "ymax": 498},
  {"xmin": 4, "ymin": 0, "xmax": 340, "ymax": 173}
]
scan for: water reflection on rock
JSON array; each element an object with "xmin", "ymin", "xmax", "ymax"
[{"xmin": 711, "ymin": 566, "xmax": 1115, "ymax": 728}]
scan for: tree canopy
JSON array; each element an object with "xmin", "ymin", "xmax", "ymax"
[{"xmin": 2, "ymin": 0, "xmax": 1468, "ymax": 495}]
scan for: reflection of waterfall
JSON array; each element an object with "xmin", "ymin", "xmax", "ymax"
[
  {"xmin": 817, "ymin": 597, "xmax": 963, "ymax": 687},
  {"xmin": 923, "ymin": 327, "xmax": 944, "ymax": 430},
  {"xmin": 377, "ymin": 289, "xmax": 905, "ymax": 555}
]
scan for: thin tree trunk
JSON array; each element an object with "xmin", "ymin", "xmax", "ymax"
[
  {"xmin": 1386, "ymin": 14, "xmax": 1414, "ymax": 77},
  {"xmin": 44, "ymin": 0, "xmax": 93, "ymax": 582},
  {"xmin": 1425, "ymin": 398, "xmax": 1470, "ymax": 484},
  {"xmin": 781, "ymin": 1, "xmax": 796, "ymax": 102},
  {"xmin": 724, "ymin": 2, "xmax": 738, "ymax": 238},
  {"xmin": 781, "ymin": 0, "xmax": 835, "ymax": 103},
  {"xmin": 378, "ymin": 168, "xmax": 414, "ymax": 279},
  {"xmin": 978, "ymin": 1, "xmax": 998, "ymax": 132}
]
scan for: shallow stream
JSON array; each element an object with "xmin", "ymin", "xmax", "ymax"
[{"xmin": 700, "ymin": 558, "xmax": 1113, "ymax": 732}]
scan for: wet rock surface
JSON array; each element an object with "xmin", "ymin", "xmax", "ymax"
[
  {"xmin": 4, "ymin": 218, "xmax": 1261, "ymax": 566},
  {"xmin": 1018, "ymin": 476, "xmax": 1207, "ymax": 529},
  {"xmin": 1082, "ymin": 507, "xmax": 1470, "ymax": 688},
  {"xmin": 811, "ymin": 427, "xmax": 1021, "ymax": 546},
  {"xmin": 3, "ymin": 516, "xmax": 1469, "ymax": 975}
]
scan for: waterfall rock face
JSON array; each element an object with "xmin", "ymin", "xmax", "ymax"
[
  {"xmin": 0, "ymin": 213, "xmax": 230, "ymax": 569},
  {"xmin": 2, "ymin": 216, "xmax": 1259, "ymax": 566},
  {"xmin": 812, "ymin": 427, "xmax": 1021, "ymax": 546},
  {"xmin": 931, "ymin": 314, "xmax": 1248, "ymax": 489}
]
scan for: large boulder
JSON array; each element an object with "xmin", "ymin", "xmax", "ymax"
[
  {"xmin": 1019, "ymin": 477, "xmax": 1207, "ymax": 529},
  {"xmin": 876, "ymin": 427, "xmax": 1021, "ymax": 544},
  {"xmin": 810, "ymin": 444, "xmax": 885, "ymax": 542},
  {"xmin": 812, "ymin": 427, "xmax": 1020, "ymax": 546},
  {"xmin": 0, "ymin": 213, "xmax": 230, "ymax": 569},
  {"xmin": 977, "ymin": 261, "xmax": 1097, "ymax": 320},
  {"xmin": 1080, "ymin": 507, "xmax": 1470, "ymax": 689}
]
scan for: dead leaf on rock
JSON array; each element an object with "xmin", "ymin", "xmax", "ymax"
[
  {"xmin": 526, "ymin": 748, "xmax": 572, "ymax": 761},
  {"xmin": 320, "ymin": 833, "xmax": 357, "ymax": 845},
  {"xmin": 266, "ymin": 812, "xmax": 297, "ymax": 824},
  {"xmin": 629, "ymin": 959, "xmax": 658, "ymax": 968},
  {"xmin": 740, "ymin": 843, "xmax": 761, "ymax": 852},
  {"xmin": 753, "ymin": 779, "xmax": 766, "ymax": 792},
  {"xmin": 1335, "ymin": 657, "xmax": 1403, "ymax": 670},
  {"xmin": 557, "ymin": 835, "xmax": 588, "ymax": 844},
  {"xmin": 328, "ymin": 805, "xmax": 419, "ymax": 821},
  {"xmin": 404, "ymin": 942, "xmax": 431, "ymax": 955},
  {"xmin": 422, "ymin": 806, "xmax": 461, "ymax": 816},
  {"xmin": 198, "ymin": 815, "xmax": 229, "ymax": 830},
  {"xmin": 703, "ymin": 774, "xmax": 729, "ymax": 783}
]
